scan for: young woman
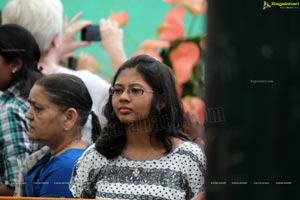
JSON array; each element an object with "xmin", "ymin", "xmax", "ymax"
[
  {"xmin": 70, "ymin": 54, "xmax": 206, "ymax": 200},
  {"xmin": 21, "ymin": 73, "xmax": 101, "ymax": 197},
  {"xmin": 0, "ymin": 24, "xmax": 43, "ymax": 195}
]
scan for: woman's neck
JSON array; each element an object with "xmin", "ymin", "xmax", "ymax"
[
  {"xmin": 125, "ymin": 119, "xmax": 154, "ymax": 150},
  {"xmin": 124, "ymin": 134, "xmax": 183, "ymax": 160},
  {"xmin": 124, "ymin": 132, "xmax": 164, "ymax": 160},
  {"xmin": 126, "ymin": 131, "xmax": 152, "ymax": 150},
  {"xmin": 38, "ymin": 52, "xmax": 60, "ymax": 75},
  {"xmin": 50, "ymin": 138, "xmax": 87, "ymax": 158}
]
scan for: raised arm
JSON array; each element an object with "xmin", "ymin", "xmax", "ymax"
[
  {"xmin": 99, "ymin": 19, "xmax": 127, "ymax": 72},
  {"xmin": 60, "ymin": 12, "xmax": 92, "ymax": 59}
]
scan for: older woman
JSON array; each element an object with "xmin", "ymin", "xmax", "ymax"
[{"xmin": 22, "ymin": 73, "xmax": 101, "ymax": 197}]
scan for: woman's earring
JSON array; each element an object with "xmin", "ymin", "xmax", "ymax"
[{"xmin": 12, "ymin": 67, "xmax": 18, "ymax": 74}]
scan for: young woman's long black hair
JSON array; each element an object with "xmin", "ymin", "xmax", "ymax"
[{"xmin": 96, "ymin": 54, "xmax": 188, "ymax": 159}]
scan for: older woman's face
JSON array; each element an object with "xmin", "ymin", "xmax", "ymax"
[
  {"xmin": 0, "ymin": 55, "xmax": 14, "ymax": 91},
  {"xmin": 112, "ymin": 68, "xmax": 154, "ymax": 123},
  {"xmin": 25, "ymin": 85, "xmax": 65, "ymax": 145}
]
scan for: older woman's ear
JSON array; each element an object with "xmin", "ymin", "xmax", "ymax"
[{"xmin": 62, "ymin": 108, "xmax": 78, "ymax": 131}]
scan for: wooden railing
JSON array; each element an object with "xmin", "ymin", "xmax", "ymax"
[{"xmin": 0, "ymin": 197, "xmax": 100, "ymax": 200}]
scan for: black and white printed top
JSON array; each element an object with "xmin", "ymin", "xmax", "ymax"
[{"xmin": 69, "ymin": 141, "xmax": 206, "ymax": 200}]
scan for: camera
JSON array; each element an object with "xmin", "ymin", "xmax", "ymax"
[
  {"xmin": 67, "ymin": 57, "xmax": 78, "ymax": 70},
  {"xmin": 81, "ymin": 25, "xmax": 101, "ymax": 41}
]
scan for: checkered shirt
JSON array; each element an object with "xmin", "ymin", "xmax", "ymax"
[{"xmin": 0, "ymin": 82, "xmax": 41, "ymax": 188}]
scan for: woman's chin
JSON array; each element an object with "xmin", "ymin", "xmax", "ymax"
[
  {"xmin": 118, "ymin": 116, "xmax": 133, "ymax": 123},
  {"xmin": 28, "ymin": 132, "xmax": 38, "ymax": 141},
  {"xmin": 121, "ymin": 118, "xmax": 149, "ymax": 125}
]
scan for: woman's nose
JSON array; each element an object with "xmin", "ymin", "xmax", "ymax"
[
  {"xmin": 119, "ymin": 89, "xmax": 130, "ymax": 101},
  {"xmin": 25, "ymin": 107, "xmax": 33, "ymax": 120}
]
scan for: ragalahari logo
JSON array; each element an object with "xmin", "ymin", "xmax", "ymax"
[{"xmin": 263, "ymin": 1, "xmax": 272, "ymax": 10}]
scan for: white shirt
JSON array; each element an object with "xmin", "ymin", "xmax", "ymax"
[{"xmin": 70, "ymin": 142, "xmax": 206, "ymax": 199}]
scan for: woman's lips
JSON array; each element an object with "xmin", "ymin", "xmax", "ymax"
[{"xmin": 119, "ymin": 106, "xmax": 132, "ymax": 114}]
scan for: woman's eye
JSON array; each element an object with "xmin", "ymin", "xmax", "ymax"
[
  {"xmin": 131, "ymin": 88, "xmax": 143, "ymax": 94},
  {"xmin": 114, "ymin": 88, "xmax": 124, "ymax": 95},
  {"xmin": 33, "ymin": 106, "xmax": 42, "ymax": 112}
]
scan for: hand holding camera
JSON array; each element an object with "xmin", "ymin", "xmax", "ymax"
[
  {"xmin": 62, "ymin": 16, "xmax": 126, "ymax": 72},
  {"xmin": 61, "ymin": 12, "xmax": 92, "ymax": 59},
  {"xmin": 81, "ymin": 25, "xmax": 101, "ymax": 41}
]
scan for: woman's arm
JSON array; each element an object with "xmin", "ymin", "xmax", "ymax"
[{"xmin": 99, "ymin": 19, "xmax": 127, "ymax": 72}]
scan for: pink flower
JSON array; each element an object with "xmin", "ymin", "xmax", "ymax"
[
  {"xmin": 108, "ymin": 11, "xmax": 129, "ymax": 27},
  {"xmin": 182, "ymin": 96, "xmax": 205, "ymax": 124},
  {"xmin": 140, "ymin": 39, "xmax": 170, "ymax": 51},
  {"xmin": 157, "ymin": 6, "xmax": 185, "ymax": 41},
  {"xmin": 170, "ymin": 42, "xmax": 200, "ymax": 84}
]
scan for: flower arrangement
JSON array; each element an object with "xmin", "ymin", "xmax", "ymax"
[{"xmin": 132, "ymin": 0, "xmax": 207, "ymax": 124}]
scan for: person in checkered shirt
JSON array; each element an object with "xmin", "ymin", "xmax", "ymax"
[{"xmin": 0, "ymin": 24, "xmax": 43, "ymax": 195}]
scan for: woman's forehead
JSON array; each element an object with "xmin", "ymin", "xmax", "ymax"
[{"xmin": 116, "ymin": 68, "xmax": 145, "ymax": 82}]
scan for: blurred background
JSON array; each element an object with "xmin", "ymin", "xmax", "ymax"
[{"xmin": 0, "ymin": 0, "xmax": 206, "ymax": 80}]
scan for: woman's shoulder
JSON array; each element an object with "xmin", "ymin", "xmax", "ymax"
[
  {"xmin": 174, "ymin": 140, "xmax": 206, "ymax": 161},
  {"xmin": 81, "ymin": 144, "xmax": 98, "ymax": 156},
  {"xmin": 3, "ymin": 97, "xmax": 28, "ymax": 110},
  {"xmin": 76, "ymin": 144, "xmax": 108, "ymax": 166},
  {"xmin": 49, "ymin": 149, "xmax": 86, "ymax": 170},
  {"xmin": 0, "ymin": 86, "xmax": 28, "ymax": 110},
  {"xmin": 172, "ymin": 138, "xmax": 203, "ymax": 153},
  {"xmin": 0, "ymin": 92, "xmax": 28, "ymax": 122},
  {"xmin": 172, "ymin": 141, "xmax": 206, "ymax": 174},
  {"xmin": 56, "ymin": 149, "xmax": 86, "ymax": 161}
]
